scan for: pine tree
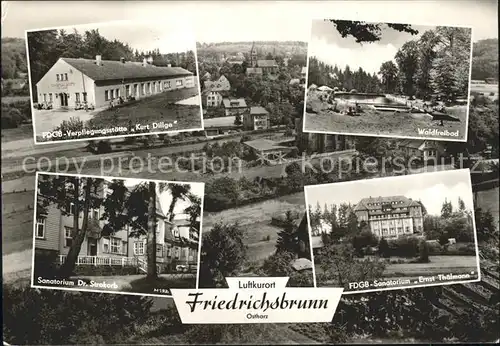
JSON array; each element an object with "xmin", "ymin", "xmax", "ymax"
[{"xmin": 276, "ymin": 210, "xmax": 299, "ymax": 254}]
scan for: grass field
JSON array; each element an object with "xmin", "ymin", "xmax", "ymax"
[
  {"xmin": 305, "ymin": 92, "xmax": 468, "ymax": 140},
  {"xmin": 2, "ymin": 191, "xmax": 35, "ymax": 255},
  {"xmin": 88, "ymin": 87, "xmax": 202, "ymax": 133},
  {"xmin": 0, "ymin": 124, "xmax": 33, "ymax": 144},
  {"xmin": 470, "ymin": 83, "xmax": 499, "ymax": 99},
  {"xmin": 202, "ymin": 192, "xmax": 306, "ymax": 265}
]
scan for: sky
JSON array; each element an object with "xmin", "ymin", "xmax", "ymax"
[
  {"xmin": 26, "ymin": 20, "xmax": 196, "ymax": 54},
  {"xmin": 122, "ymin": 178, "xmax": 204, "ymax": 219},
  {"xmin": 305, "ymin": 169, "xmax": 474, "ymax": 216},
  {"xmin": 309, "ymin": 21, "xmax": 435, "ymax": 75},
  {"xmin": 2, "ymin": 1, "xmax": 497, "ymax": 45}
]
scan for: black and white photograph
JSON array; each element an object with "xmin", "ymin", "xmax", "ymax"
[
  {"xmin": 26, "ymin": 20, "xmax": 203, "ymax": 143},
  {"xmin": 32, "ymin": 172, "xmax": 203, "ymax": 297},
  {"xmin": 304, "ymin": 19, "xmax": 473, "ymax": 141},
  {"xmin": 2, "ymin": 0, "xmax": 499, "ymax": 345},
  {"xmin": 306, "ymin": 169, "xmax": 481, "ymax": 294}
]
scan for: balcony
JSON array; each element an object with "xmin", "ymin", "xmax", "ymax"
[{"xmin": 59, "ymin": 255, "xmax": 139, "ymax": 267}]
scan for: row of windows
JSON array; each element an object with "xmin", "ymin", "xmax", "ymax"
[
  {"xmin": 367, "ymin": 201, "xmax": 405, "ymax": 207},
  {"xmin": 103, "ymin": 79, "xmax": 183, "ymax": 102},
  {"xmin": 35, "ymin": 207, "xmax": 99, "ymax": 240},
  {"xmin": 369, "ymin": 213, "xmax": 410, "ymax": 220},
  {"xmin": 56, "ymin": 73, "xmax": 68, "ymax": 82},
  {"xmin": 39, "ymin": 92, "xmax": 87, "ymax": 103},
  {"xmin": 133, "ymin": 241, "xmax": 184, "ymax": 259}
]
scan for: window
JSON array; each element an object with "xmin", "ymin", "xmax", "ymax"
[
  {"xmin": 64, "ymin": 227, "xmax": 73, "ymax": 247},
  {"xmin": 110, "ymin": 237, "xmax": 121, "ymax": 254},
  {"xmin": 156, "ymin": 244, "xmax": 163, "ymax": 256},
  {"xmin": 166, "ymin": 244, "xmax": 172, "ymax": 257},
  {"xmin": 36, "ymin": 218, "xmax": 46, "ymax": 238},
  {"xmin": 142, "ymin": 83, "xmax": 146, "ymax": 94},
  {"xmin": 164, "ymin": 81, "xmax": 171, "ymax": 89},
  {"xmin": 174, "ymin": 246, "xmax": 180, "ymax": 259},
  {"xmin": 110, "ymin": 89, "xmax": 115, "ymax": 99},
  {"xmin": 147, "ymin": 82, "xmax": 151, "ymax": 93},
  {"xmin": 75, "ymin": 93, "xmax": 80, "ymax": 103},
  {"xmin": 64, "ymin": 73, "xmax": 68, "ymax": 81},
  {"xmin": 176, "ymin": 79, "xmax": 183, "ymax": 87},
  {"xmin": 92, "ymin": 208, "xmax": 99, "ymax": 220},
  {"xmin": 103, "ymin": 238, "xmax": 109, "ymax": 253},
  {"xmin": 82, "ymin": 92, "xmax": 87, "ymax": 102},
  {"xmin": 105, "ymin": 90, "xmax": 109, "ymax": 101},
  {"xmin": 134, "ymin": 241, "xmax": 145, "ymax": 255},
  {"xmin": 49, "ymin": 93, "xmax": 53, "ymax": 102},
  {"xmin": 56, "ymin": 74, "xmax": 60, "ymax": 81},
  {"xmin": 116, "ymin": 88, "xmax": 119, "ymax": 97}
]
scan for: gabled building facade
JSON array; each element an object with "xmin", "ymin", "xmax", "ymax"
[
  {"xmin": 222, "ymin": 98, "xmax": 248, "ymax": 116},
  {"xmin": 396, "ymin": 139, "xmax": 446, "ymax": 162},
  {"xmin": 35, "ymin": 55, "xmax": 195, "ymax": 109}
]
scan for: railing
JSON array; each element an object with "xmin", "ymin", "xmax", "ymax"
[{"xmin": 59, "ymin": 255, "xmax": 139, "ymax": 267}]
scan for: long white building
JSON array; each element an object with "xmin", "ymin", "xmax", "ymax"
[{"xmin": 35, "ymin": 55, "xmax": 195, "ymax": 109}]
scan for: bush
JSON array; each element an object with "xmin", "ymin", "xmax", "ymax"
[
  {"xmin": 418, "ymin": 240, "xmax": 430, "ymax": 263},
  {"xmin": 97, "ymin": 140, "xmax": 112, "ymax": 154},
  {"xmin": 2, "ymin": 286, "xmax": 152, "ymax": 345},
  {"xmin": 390, "ymin": 235, "xmax": 421, "ymax": 258},
  {"xmin": 57, "ymin": 116, "xmax": 84, "ymax": 134}
]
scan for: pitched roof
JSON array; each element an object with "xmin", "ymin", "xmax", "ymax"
[
  {"xmin": 398, "ymin": 139, "xmax": 434, "ymax": 150},
  {"xmin": 250, "ymin": 106, "xmax": 269, "ymax": 115},
  {"xmin": 222, "ymin": 98, "xmax": 247, "ymax": 108},
  {"xmin": 246, "ymin": 67, "xmax": 263, "ymax": 74},
  {"xmin": 257, "ymin": 59, "xmax": 277, "ymax": 67},
  {"xmin": 318, "ymin": 85, "xmax": 333, "ymax": 91},
  {"xmin": 353, "ymin": 195, "xmax": 421, "ymax": 212},
  {"xmin": 243, "ymin": 139, "xmax": 290, "ymax": 152},
  {"xmin": 203, "ymin": 116, "xmax": 241, "ymax": 128},
  {"xmin": 59, "ymin": 57, "xmax": 193, "ymax": 83}
]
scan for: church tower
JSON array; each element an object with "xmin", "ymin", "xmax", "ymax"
[{"xmin": 250, "ymin": 41, "xmax": 258, "ymax": 67}]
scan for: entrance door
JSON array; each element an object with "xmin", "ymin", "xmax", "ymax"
[
  {"xmin": 87, "ymin": 238, "xmax": 98, "ymax": 256},
  {"xmin": 59, "ymin": 93, "xmax": 68, "ymax": 107}
]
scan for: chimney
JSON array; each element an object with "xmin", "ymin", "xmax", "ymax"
[
  {"xmin": 120, "ymin": 57, "xmax": 125, "ymax": 64},
  {"xmin": 142, "ymin": 58, "xmax": 147, "ymax": 66},
  {"xmin": 96, "ymin": 55, "xmax": 102, "ymax": 66}
]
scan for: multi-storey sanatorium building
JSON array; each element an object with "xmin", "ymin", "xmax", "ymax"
[{"xmin": 353, "ymin": 195, "xmax": 424, "ymax": 239}]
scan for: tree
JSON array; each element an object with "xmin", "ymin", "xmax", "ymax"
[
  {"xmin": 199, "ymin": 222, "xmax": 247, "ymax": 288},
  {"xmin": 234, "ymin": 114, "xmax": 242, "ymax": 126},
  {"xmin": 378, "ymin": 60, "xmax": 399, "ymax": 93},
  {"xmin": 146, "ymin": 181, "xmax": 157, "ymax": 280},
  {"xmin": 418, "ymin": 240, "xmax": 430, "ymax": 263},
  {"xmin": 275, "ymin": 210, "xmax": 300, "ymax": 254},
  {"xmin": 166, "ymin": 183, "xmax": 191, "ymax": 222},
  {"xmin": 37, "ymin": 175, "xmax": 102, "ymax": 278},
  {"xmin": 378, "ymin": 237, "xmax": 390, "ymax": 258},
  {"xmin": 441, "ymin": 198, "xmax": 453, "ymax": 218},
  {"xmin": 327, "ymin": 20, "xmax": 419, "ymax": 43},
  {"xmin": 395, "ymin": 41, "xmax": 420, "ymax": 96}
]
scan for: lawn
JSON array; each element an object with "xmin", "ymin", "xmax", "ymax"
[
  {"xmin": 305, "ymin": 93, "xmax": 468, "ymax": 140},
  {"xmin": 2, "ymin": 191, "xmax": 35, "ymax": 256},
  {"xmin": 0, "ymin": 124, "xmax": 33, "ymax": 144},
  {"xmin": 382, "ymin": 255, "xmax": 479, "ymax": 277},
  {"xmin": 202, "ymin": 192, "xmax": 306, "ymax": 266},
  {"xmin": 88, "ymin": 87, "xmax": 202, "ymax": 133}
]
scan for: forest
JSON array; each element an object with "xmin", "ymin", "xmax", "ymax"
[
  {"xmin": 308, "ymin": 25, "xmax": 473, "ymax": 102},
  {"xmin": 26, "ymin": 28, "xmax": 197, "ymax": 102}
]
